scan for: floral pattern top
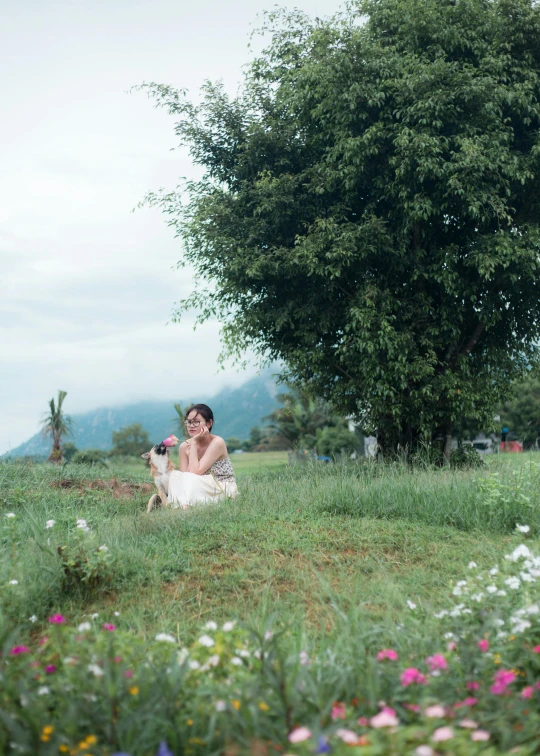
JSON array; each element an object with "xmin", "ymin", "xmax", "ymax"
[{"xmin": 206, "ymin": 456, "xmax": 236, "ymax": 483}]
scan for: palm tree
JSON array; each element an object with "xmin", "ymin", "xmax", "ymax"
[{"xmin": 41, "ymin": 390, "xmax": 72, "ymax": 463}]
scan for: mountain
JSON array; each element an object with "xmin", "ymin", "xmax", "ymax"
[{"xmin": 4, "ymin": 372, "xmax": 280, "ymax": 459}]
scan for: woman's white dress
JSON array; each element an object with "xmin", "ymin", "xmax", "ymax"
[{"xmin": 167, "ymin": 456, "xmax": 238, "ymax": 508}]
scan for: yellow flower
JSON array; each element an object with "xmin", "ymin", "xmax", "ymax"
[
  {"xmin": 493, "ymin": 653, "xmax": 501, "ymax": 665},
  {"xmin": 231, "ymin": 699, "xmax": 241, "ymax": 711},
  {"xmin": 189, "ymin": 738, "xmax": 206, "ymax": 745},
  {"xmin": 85, "ymin": 736, "xmax": 97, "ymax": 746},
  {"xmin": 129, "ymin": 686, "xmax": 139, "ymax": 696},
  {"xmin": 43, "ymin": 726, "xmax": 54, "ymax": 736},
  {"xmin": 78, "ymin": 744, "xmax": 89, "ymax": 751},
  {"xmin": 509, "ymin": 635, "xmax": 516, "ymax": 641},
  {"xmin": 187, "ymin": 719, "xmax": 194, "ymax": 726},
  {"xmin": 259, "ymin": 702, "xmax": 270, "ymax": 712},
  {"xmin": 59, "ymin": 747, "xmax": 69, "ymax": 754}
]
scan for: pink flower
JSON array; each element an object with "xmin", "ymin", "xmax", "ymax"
[
  {"xmin": 426, "ymin": 654, "xmax": 447, "ymax": 671},
  {"xmin": 370, "ymin": 710, "xmax": 399, "ymax": 728},
  {"xmin": 477, "ymin": 639, "xmax": 489, "ymax": 653},
  {"xmin": 459, "ymin": 719, "xmax": 478, "ymax": 729},
  {"xmin": 336, "ymin": 729, "xmax": 360, "ymax": 744},
  {"xmin": 48, "ymin": 614, "xmax": 65, "ymax": 625},
  {"xmin": 331, "ymin": 702, "xmax": 346, "ymax": 720},
  {"xmin": 494, "ymin": 669, "xmax": 516, "ymax": 687},
  {"xmin": 401, "ymin": 667, "xmax": 427, "ymax": 686},
  {"xmin": 114, "ymin": 655, "xmax": 122, "ymax": 663},
  {"xmin": 162, "ymin": 435, "xmax": 179, "ymax": 447},
  {"xmin": 432, "ymin": 726, "xmax": 454, "ymax": 742},
  {"xmin": 288, "ymin": 727, "xmax": 311, "ymax": 743},
  {"xmin": 39, "ymin": 637, "xmax": 49, "ymax": 646},
  {"xmin": 533, "ymin": 646, "xmax": 540, "ymax": 653},
  {"xmin": 9, "ymin": 645, "xmax": 30, "ymax": 656},
  {"xmin": 123, "ymin": 669, "xmax": 133, "ymax": 678},
  {"xmin": 471, "ymin": 730, "xmax": 490, "ymax": 741},
  {"xmin": 102, "ymin": 623, "xmax": 116, "ymax": 632},
  {"xmin": 521, "ymin": 686, "xmax": 534, "ymax": 699},
  {"xmin": 29, "ymin": 661, "xmax": 40, "ymax": 668},
  {"xmin": 403, "ymin": 703, "xmax": 421, "ymax": 713},
  {"xmin": 376, "ymin": 648, "xmax": 399, "ymax": 661},
  {"xmin": 357, "ymin": 716, "xmax": 369, "ymax": 726},
  {"xmin": 466, "ymin": 681, "xmax": 480, "ymax": 691},
  {"xmin": 45, "ymin": 665, "xmax": 56, "ymax": 674},
  {"xmin": 447, "ymin": 641, "xmax": 457, "ymax": 652},
  {"xmin": 424, "ymin": 704, "xmax": 445, "ymax": 718}
]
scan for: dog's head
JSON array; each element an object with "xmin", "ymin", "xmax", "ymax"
[{"xmin": 141, "ymin": 442, "xmax": 170, "ymax": 463}]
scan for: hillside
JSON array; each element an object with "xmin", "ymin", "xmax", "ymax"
[{"xmin": 5, "ymin": 372, "xmax": 280, "ymax": 458}]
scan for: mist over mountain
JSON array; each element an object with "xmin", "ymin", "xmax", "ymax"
[{"xmin": 4, "ymin": 372, "xmax": 280, "ymax": 459}]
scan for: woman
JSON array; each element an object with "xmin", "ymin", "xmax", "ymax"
[{"xmin": 167, "ymin": 403, "xmax": 238, "ymax": 508}]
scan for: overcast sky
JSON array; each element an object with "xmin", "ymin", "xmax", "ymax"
[{"xmin": 1, "ymin": 0, "xmax": 344, "ymax": 454}]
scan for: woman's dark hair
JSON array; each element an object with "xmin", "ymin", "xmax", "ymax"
[{"xmin": 184, "ymin": 403, "xmax": 214, "ymax": 429}]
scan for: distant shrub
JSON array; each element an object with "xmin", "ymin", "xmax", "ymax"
[
  {"xmin": 71, "ymin": 449, "xmax": 108, "ymax": 466},
  {"xmin": 450, "ymin": 445, "xmax": 485, "ymax": 469}
]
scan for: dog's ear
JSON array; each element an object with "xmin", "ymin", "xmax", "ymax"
[{"xmin": 141, "ymin": 451, "xmax": 151, "ymax": 460}]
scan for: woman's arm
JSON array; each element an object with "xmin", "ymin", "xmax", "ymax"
[
  {"xmin": 188, "ymin": 436, "xmax": 227, "ymax": 475},
  {"xmin": 179, "ymin": 442, "xmax": 190, "ymax": 472}
]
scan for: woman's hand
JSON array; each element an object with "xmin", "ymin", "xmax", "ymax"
[{"xmin": 191, "ymin": 425, "xmax": 209, "ymax": 444}]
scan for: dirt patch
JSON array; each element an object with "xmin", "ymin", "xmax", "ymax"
[{"xmin": 50, "ymin": 478, "xmax": 153, "ymax": 499}]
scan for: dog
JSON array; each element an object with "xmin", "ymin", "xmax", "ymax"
[{"xmin": 141, "ymin": 441, "xmax": 176, "ymax": 512}]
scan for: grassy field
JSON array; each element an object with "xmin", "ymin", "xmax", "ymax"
[{"xmin": 2, "ymin": 452, "xmax": 539, "ymax": 642}]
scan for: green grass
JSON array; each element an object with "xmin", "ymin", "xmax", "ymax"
[{"xmin": 2, "ymin": 453, "xmax": 539, "ymax": 646}]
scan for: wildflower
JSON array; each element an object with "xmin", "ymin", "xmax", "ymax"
[
  {"xmin": 264, "ymin": 630, "xmax": 273, "ymax": 640},
  {"xmin": 432, "ymin": 727, "xmax": 454, "ymax": 742},
  {"xmin": 490, "ymin": 567, "xmax": 499, "ymax": 575},
  {"xmin": 424, "ymin": 705, "xmax": 445, "ymax": 718},
  {"xmin": 5, "ymin": 512, "xmax": 15, "ymax": 518},
  {"xmin": 521, "ymin": 686, "xmax": 534, "ymax": 699},
  {"xmin": 38, "ymin": 686, "xmax": 50, "ymax": 695},
  {"xmin": 533, "ymin": 646, "xmax": 540, "ymax": 653},
  {"xmin": 231, "ymin": 699, "xmax": 241, "ymax": 710},
  {"xmin": 40, "ymin": 725, "xmax": 54, "ymax": 742},
  {"xmin": 516, "ymin": 524, "xmax": 530, "ymax": 534},
  {"xmin": 447, "ymin": 641, "xmax": 457, "ymax": 651},
  {"xmin": 434, "ymin": 610, "xmax": 447, "ymax": 619},
  {"xmin": 331, "ymin": 702, "xmax": 346, "ymax": 720},
  {"xmin": 316, "ymin": 736, "xmax": 332, "ymax": 753},
  {"xmin": 406, "ymin": 600, "xmax": 417, "ymax": 609},
  {"xmin": 459, "ymin": 719, "xmax": 478, "ymax": 728},
  {"xmin": 477, "ymin": 639, "xmax": 489, "ymax": 652},
  {"xmin": 198, "ymin": 634, "xmax": 215, "ymax": 647},
  {"xmin": 376, "ymin": 648, "xmax": 398, "ymax": 661},
  {"xmin": 205, "ymin": 621, "xmax": 218, "ymax": 630},
  {"xmin": 259, "ymin": 702, "xmax": 270, "ymax": 711},
  {"xmin": 507, "ymin": 545, "xmax": 531, "ymax": 562},
  {"xmin": 468, "ymin": 561, "xmax": 477, "ymax": 568},
  {"xmin": 98, "ymin": 545, "xmax": 108, "ymax": 551},
  {"xmin": 45, "ymin": 665, "xmax": 56, "ymax": 674},
  {"xmin": 45, "ymin": 519, "xmax": 55, "ymax": 529},
  {"xmin": 208, "ymin": 654, "xmax": 220, "ymax": 667},
  {"xmin": 466, "ymin": 681, "xmax": 480, "ymax": 691},
  {"xmin": 48, "ymin": 614, "xmax": 66, "ymax": 624},
  {"xmin": 215, "ymin": 700, "xmax": 227, "ymax": 711},
  {"xmin": 403, "ymin": 703, "xmax": 421, "ymax": 713},
  {"xmin": 114, "ymin": 611, "xmax": 120, "ymax": 616},
  {"xmin": 230, "ymin": 656, "xmax": 243, "ymax": 666},
  {"xmin": 299, "ymin": 650, "xmax": 310, "ymax": 665},
  {"xmin": 486, "ymin": 585, "xmax": 498, "ymax": 594},
  {"xmin": 88, "ymin": 664, "xmax": 104, "ymax": 677},
  {"xmin": 29, "ymin": 615, "xmax": 37, "ymax": 623},
  {"xmin": 471, "ymin": 730, "xmax": 490, "ymax": 741},
  {"xmin": 123, "ymin": 669, "xmax": 133, "ymax": 678},
  {"xmin": 9, "ymin": 645, "xmax": 30, "ymax": 656},
  {"xmin": 401, "ymin": 667, "xmax": 427, "ymax": 686},
  {"xmin": 336, "ymin": 729, "xmax": 361, "ymax": 744},
  {"xmin": 454, "ymin": 697, "xmax": 478, "ymax": 708},
  {"xmin": 129, "ymin": 686, "xmax": 139, "ymax": 696},
  {"xmin": 91, "ymin": 613, "xmax": 99, "ymax": 619},
  {"xmin": 188, "ymin": 660, "xmax": 200, "ymax": 670},
  {"xmin": 370, "ymin": 709, "xmax": 399, "ymax": 727},
  {"xmin": 490, "ymin": 669, "xmax": 515, "ymax": 694},
  {"xmin": 426, "ymin": 654, "xmax": 447, "ymax": 671},
  {"xmin": 288, "ymin": 727, "xmax": 311, "ymax": 743},
  {"xmin": 9, "ymin": 579, "xmax": 18, "ymax": 585},
  {"xmin": 155, "ymin": 633, "xmax": 176, "ymax": 643},
  {"xmin": 76, "ymin": 518, "xmax": 90, "ymax": 532},
  {"xmin": 78, "ymin": 622, "xmax": 92, "ymax": 632},
  {"xmin": 505, "ymin": 576, "xmax": 521, "ymax": 590},
  {"xmin": 102, "ymin": 623, "xmax": 116, "ymax": 632},
  {"xmin": 222, "ymin": 621, "xmax": 235, "ymax": 631},
  {"xmin": 415, "ymin": 748, "xmax": 434, "ymax": 756}
]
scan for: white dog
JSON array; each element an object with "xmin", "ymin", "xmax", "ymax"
[{"xmin": 141, "ymin": 436, "xmax": 178, "ymax": 512}]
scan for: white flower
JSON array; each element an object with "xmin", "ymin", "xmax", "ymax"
[
  {"xmin": 457, "ymin": 580, "xmax": 467, "ymax": 587},
  {"xmin": 490, "ymin": 567, "xmax": 499, "ymax": 576},
  {"xmin": 526, "ymin": 605, "xmax": 539, "ymax": 615},
  {"xmin": 505, "ymin": 576, "xmax": 521, "ymax": 590},
  {"xmin": 188, "ymin": 660, "xmax": 200, "ymax": 670},
  {"xmin": 29, "ymin": 615, "xmax": 37, "ymax": 623},
  {"xmin": 299, "ymin": 650, "xmax": 310, "ymax": 665},
  {"xmin": 507, "ymin": 545, "xmax": 531, "ymax": 562},
  {"xmin": 520, "ymin": 572, "xmax": 535, "ymax": 583},
  {"xmin": 434, "ymin": 610, "xmax": 448, "ymax": 619},
  {"xmin": 471, "ymin": 593, "xmax": 484, "ymax": 602},
  {"xmin": 63, "ymin": 656, "xmax": 76, "ymax": 665},
  {"xmin": 264, "ymin": 630, "xmax": 273, "ymax": 640},
  {"xmin": 155, "ymin": 633, "xmax": 176, "ymax": 644},
  {"xmin": 98, "ymin": 545, "xmax": 108, "ymax": 552},
  {"xmin": 407, "ymin": 600, "xmax": 417, "ymax": 610},
  {"xmin": 486, "ymin": 585, "xmax": 498, "ymax": 594},
  {"xmin": 9, "ymin": 579, "xmax": 18, "ymax": 585},
  {"xmin": 37, "ymin": 686, "xmax": 50, "ymax": 695},
  {"xmin": 468, "ymin": 562, "xmax": 477, "ymax": 569},
  {"xmin": 113, "ymin": 611, "xmax": 120, "ymax": 616},
  {"xmin": 78, "ymin": 622, "xmax": 92, "ymax": 632},
  {"xmin": 45, "ymin": 520, "xmax": 55, "ymax": 529},
  {"xmin": 443, "ymin": 632, "xmax": 455, "ymax": 640},
  {"xmin": 237, "ymin": 649, "xmax": 250, "ymax": 658},
  {"xmin": 198, "ymin": 634, "xmax": 215, "ymax": 647},
  {"xmin": 516, "ymin": 524, "xmax": 530, "ymax": 534},
  {"xmin": 222, "ymin": 621, "xmax": 235, "ymax": 631},
  {"xmin": 497, "ymin": 590, "xmax": 507, "ymax": 597},
  {"xmin": 87, "ymin": 664, "xmax": 104, "ymax": 677},
  {"xmin": 215, "ymin": 700, "xmax": 227, "ymax": 712},
  {"xmin": 5, "ymin": 513, "xmax": 15, "ymax": 518},
  {"xmin": 91, "ymin": 613, "xmax": 99, "ymax": 619},
  {"xmin": 208, "ymin": 654, "xmax": 220, "ymax": 667},
  {"xmin": 76, "ymin": 519, "xmax": 90, "ymax": 532},
  {"xmin": 493, "ymin": 619, "xmax": 505, "ymax": 627},
  {"xmin": 205, "ymin": 621, "xmax": 218, "ymax": 630},
  {"xmin": 231, "ymin": 656, "xmax": 243, "ymax": 666},
  {"xmin": 415, "ymin": 747, "xmax": 434, "ymax": 756}
]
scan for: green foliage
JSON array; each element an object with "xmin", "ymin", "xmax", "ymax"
[
  {"xmin": 71, "ymin": 449, "xmax": 108, "ymax": 466},
  {"xmin": 141, "ymin": 0, "xmax": 540, "ymax": 456},
  {"xmin": 265, "ymin": 388, "xmax": 344, "ymax": 450},
  {"xmin": 56, "ymin": 525, "xmax": 112, "ymax": 592},
  {"xmin": 315, "ymin": 425, "xmax": 361, "ymax": 457},
  {"xmin": 111, "ymin": 423, "xmax": 151, "ymax": 457},
  {"xmin": 500, "ymin": 378, "xmax": 540, "ymax": 448},
  {"xmin": 449, "ymin": 444, "xmax": 485, "ymax": 470},
  {"xmin": 41, "ymin": 390, "xmax": 72, "ymax": 463},
  {"xmin": 225, "ymin": 436, "xmax": 243, "ymax": 452},
  {"xmin": 61, "ymin": 442, "xmax": 78, "ymax": 462}
]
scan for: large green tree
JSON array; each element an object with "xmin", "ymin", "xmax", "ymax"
[
  {"xmin": 500, "ymin": 377, "xmax": 540, "ymax": 447},
  {"xmin": 142, "ymin": 0, "xmax": 540, "ymax": 456},
  {"xmin": 111, "ymin": 424, "xmax": 151, "ymax": 458},
  {"xmin": 41, "ymin": 390, "xmax": 72, "ymax": 464}
]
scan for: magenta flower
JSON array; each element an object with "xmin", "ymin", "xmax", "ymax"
[
  {"xmin": 466, "ymin": 681, "xmax": 480, "ymax": 691},
  {"xmin": 357, "ymin": 716, "xmax": 369, "ymax": 726},
  {"xmin": 102, "ymin": 623, "xmax": 116, "ymax": 632},
  {"xmin": 123, "ymin": 669, "xmax": 133, "ymax": 678},
  {"xmin": 401, "ymin": 667, "xmax": 427, "ymax": 686},
  {"xmin": 48, "ymin": 614, "xmax": 66, "ymax": 625},
  {"xmin": 533, "ymin": 645, "xmax": 540, "ymax": 653},
  {"xmin": 331, "ymin": 702, "xmax": 346, "ymax": 720},
  {"xmin": 426, "ymin": 654, "xmax": 447, "ymax": 671},
  {"xmin": 490, "ymin": 669, "xmax": 515, "ymax": 695},
  {"xmin": 114, "ymin": 655, "xmax": 123, "ymax": 663},
  {"xmin": 376, "ymin": 648, "xmax": 399, "ymax": 661},
  {"xmin": 477, "ymin": 639, "xmax": 489, "ymax": 652},
  {"xmin": 403, "ymin": 703, "xmax": 421, "ymax": 713},
  {"xmin": 39, "ymin": 636, "xmax": 49, "ymax": 646},
  {"xmin": 521, "ymin": 686, "xmax": 534, "ymax": 699},
  {"xmin": 9, "ymin": 645, "xmax": 30, "ymax": 656},
  {"xmin": 45, "ymin": 665, "xmax": 56, "ymax": 674}
]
